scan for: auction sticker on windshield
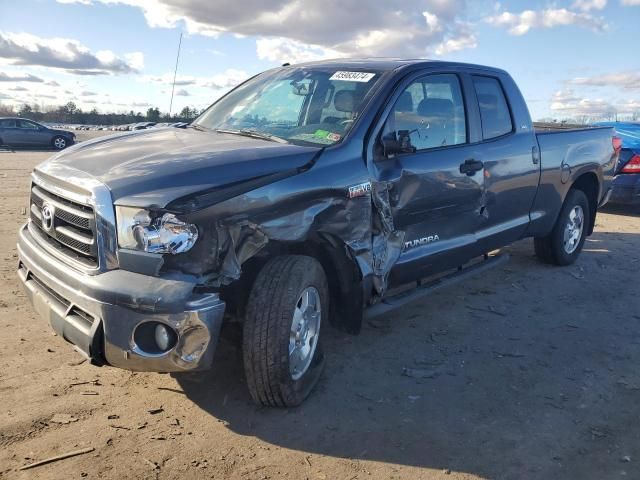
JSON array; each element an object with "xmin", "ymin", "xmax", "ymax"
[{"xmin": 330, "ymin": 71, "xmax": 376, "ymax": 82}]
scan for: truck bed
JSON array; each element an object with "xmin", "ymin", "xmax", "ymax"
[{"xmin": 533, "ymin": 122, "xmax": 600, "ymax": 132}]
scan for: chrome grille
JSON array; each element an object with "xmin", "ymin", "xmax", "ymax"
[{"xmin": 29, "ymin": 184, "xmax": 98, "ymax": 266}]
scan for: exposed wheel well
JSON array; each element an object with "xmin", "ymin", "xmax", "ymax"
[
  {"xmin": 570, "ymin": 172, "xmax": 599, "ymax": 235},
  {"xmin": 220, "ymin": 235, "xmax": 364, "ymax": 335}
]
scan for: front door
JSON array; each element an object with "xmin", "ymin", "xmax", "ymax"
[
  {"xmin": 16, "ymin": 120, "xmax": 46, "ymax": 146},
  {"xmin": 372, "ymin": 73, "xmax": 486, "ymax": 286}
]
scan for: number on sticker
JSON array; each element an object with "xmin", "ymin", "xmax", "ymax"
[{"xmin": 330, "ymin": 71, "xmax": 376, "ymax": 82}]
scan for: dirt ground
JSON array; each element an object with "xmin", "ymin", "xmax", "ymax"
[{"xmin": 1, "ymin": 134, "xmax": 639, "ymax": 479}]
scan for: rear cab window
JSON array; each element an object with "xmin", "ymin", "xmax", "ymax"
[{"xmin": 472, "ymin": 76, "xmax": 513, "ymax": 140}]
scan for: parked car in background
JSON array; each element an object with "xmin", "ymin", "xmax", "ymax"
[
  {"xmin": 0, "ymin": 117, "xmax": 75, "ymax": 150},
  {"xmin": 596, "ymin": 122, "xmax": 640, "ymax": 205},
  {"xmin": 132, "ymin": 122, "xmax": 157, "ymax": 130}
]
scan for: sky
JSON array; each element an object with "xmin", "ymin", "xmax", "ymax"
[{"xmin": 0, "ymin": 0, "xmax": 639, "ymax": 121}]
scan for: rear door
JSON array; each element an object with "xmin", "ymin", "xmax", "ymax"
[
  {"xmin": 467, "ymin": 74, "xmax": 540, "ymax": 251},
  {"xmin": 370, "ymin": 72, "xmax": 487, "ymax": 285},
  {"xmin": 0, "ymin": 119, "xmax": 22, "ymax": 145}
]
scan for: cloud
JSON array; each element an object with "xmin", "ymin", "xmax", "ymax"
[
  {"xmin": 144, "ymin": 68, "xmax": 248, "ymax": 89},
  {"xmin": 434, "ymin": 23, "xmax": 477, "ymax": 55},
  {"xmin": 0, "ymin": 31, "xmax": 143, "ymax": 75},
  {"xmin": 256, "ymin": 38, "xmax": 339, "ymax": 64},
  {"xmin": 9, "ymin": 86, "xmax": 28, "ymax": 91},
  {"xmin": 572, "ymin": 0, "xmax": 607, "ymax": 11},
  {"xmin": 175, "ymin": 88, "xmax": 190, "ymax": 96},
  {"xmin": 144, "ymin": 73, "xmax": 197, "ymax": 86},
  {"xmin": 550, "ymin": 89, "xmax": 639, "ymax": 116},
  {"xmin": 57, "ymin": 0, "xmax": 477, "ymax": 58},
  {"xmin": 0, "ymin": 71, "xmax": 44, "ymax": 82},
  {"xmin": 202, "ymin": 69, "xmax": 248, "ymax": 89},
  {"xmin": 80, "ymin": 90, "xmax": 98, "ymax": 96},
  {"xmin": 570, "ymin": 72, "xmax": 640, "ymax": 90},
  {"xmin": 45, "ymin": 80, "xmax": 61, "ymax": 86},
  {"xmin": 486, "ymin": 8, "xmax": 607, "ymax": 35},
  {"xmin": 621, "ymin": 0, "xmax": 640, "ymax": 4},
  {"xmin": 551, "ymin": 90, "xmax": 613, "ymax": 115}
]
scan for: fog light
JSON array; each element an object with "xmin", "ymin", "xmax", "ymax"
[
  {"xmin": 133, "ymin": 321, "xmax": 178, "ymax": 354},
  {"xmin": 155, "ymin": 324, "xmax": 172, "ymax": 351}
]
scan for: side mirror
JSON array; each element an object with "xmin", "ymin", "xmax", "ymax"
[{"xmin": 380, "ymin": 130, "xmax": 416, "ymax": 158}]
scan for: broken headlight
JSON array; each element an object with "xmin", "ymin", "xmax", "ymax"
[{"xmin": 116, "ymin": 206, "xmax": 198, "ymax": 255}]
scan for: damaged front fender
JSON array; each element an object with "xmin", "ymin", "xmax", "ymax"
[{"xmin": 162, "ymin": 154, "xmax": 405, "ymax": 305}]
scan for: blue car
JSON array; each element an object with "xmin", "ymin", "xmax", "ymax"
[{"xmin": 596, "ymin": 121, "xmax": 640, "ymax": 205}]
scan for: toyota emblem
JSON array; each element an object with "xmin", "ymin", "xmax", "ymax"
[{"xmin": 41, "ymin": 202, "xmax": 55, "ymax": 232}]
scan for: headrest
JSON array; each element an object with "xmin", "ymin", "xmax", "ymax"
[
  {"xmin": 395, "ymin": 91, "xmax": 413, "ymax": 113},
  {"xmin": 477, "ymin": 94, "xmax": 498, "ymax": 110},
  {"xmin": 334, "ymin": 90, "xmax": 356, "ymax": 112},
  {"xmin": 417, "ymin": 98, "xmax": 454, "ymax": 118}
]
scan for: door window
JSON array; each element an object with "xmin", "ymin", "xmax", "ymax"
[
  {"xmin": 0, "ymin": 119, "xmax": 17, "ymax": 128},
  {"xmin": 472, "ymin": 76, "xmax": 513, "ymax": 139},
  {"xmin": 17, "ymin": 120, "xmax": 39, "ymax": 130},
  {"xmin": 383, "ymin": 74, "xmax": 467, "ymax": 151}
]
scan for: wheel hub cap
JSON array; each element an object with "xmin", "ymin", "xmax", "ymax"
[
  {"xmin": 289, "ymin": 286, "xmax": 321, "ymax": 380},
  {"xmin": 563, "ymin": 205, "xmax": 584, "ymax": 254}
]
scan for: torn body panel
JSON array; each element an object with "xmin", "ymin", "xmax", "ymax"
[{"xmin": 163, "ymin": 151, "xmax": 403, "ymax": 306}]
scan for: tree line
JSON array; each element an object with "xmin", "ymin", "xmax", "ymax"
[{"xmin": 0, "ymin": 102, "xmax": 204, "ymax": 125}]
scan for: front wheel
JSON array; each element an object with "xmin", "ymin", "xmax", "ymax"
[
  {"xmin": 52, "ymin": 136, "xmax": 69, "ymax": 150},
  {"xmin": 534, "ymin": 189, "xmax": 590, "ymax": 266},
  {"xmin": 243, "ymin": 255, "xmax": 328, "ymax": 407}
]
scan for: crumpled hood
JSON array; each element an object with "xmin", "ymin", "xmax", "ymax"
[{"xmin": 39, "ymin": 127, "xmax": 320, "ymax": 208}]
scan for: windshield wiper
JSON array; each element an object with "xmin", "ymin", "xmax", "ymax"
[{"xmin": 214, "ymin": 128, "xmax": 288, "ymax": 144}]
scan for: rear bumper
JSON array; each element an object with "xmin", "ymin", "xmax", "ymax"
[
  {"xmin": 610, "ymin": 174, "xmax": 640, "ymax": 205},
  {"xmin": 17, "ymin": 224, "xmax": 225, "ymax": 372}
]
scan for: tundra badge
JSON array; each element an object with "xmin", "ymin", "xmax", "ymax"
[{"xmin": 404, "ymin": 235, "xmax": 440, "ymax": 250}]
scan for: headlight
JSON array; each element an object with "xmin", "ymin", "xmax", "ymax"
[{"xmin": 116, "ymin": 206, "xmax": 198, "ymax": 254}]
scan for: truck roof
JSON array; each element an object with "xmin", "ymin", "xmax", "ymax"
[{"xmin": 289, "ymin": 58, "xmax": 508, "ymax": 75}]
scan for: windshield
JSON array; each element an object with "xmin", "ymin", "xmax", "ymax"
[{"xmin": 194, "ymin": 67, "xmax": 383, "ymax": 146}]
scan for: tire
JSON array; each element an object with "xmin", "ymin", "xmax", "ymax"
[
  {"xmin": 52, "ymin": 136, "xmax": 68, "ymax": 150},
  {"xmin": 534, "ymin": 189, "xmax": 590, "ymax": 266},
  {"xmin": 243, "ymin": 255, "xmax": 328, "ymax": 407}
]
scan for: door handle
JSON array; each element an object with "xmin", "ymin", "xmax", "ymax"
[
  {"xmin": 532, "ymin": 145, "xmax": 540, "ymax": 165},
  {"xmin": 459, "ymin": 159, "xmax": 484, "ymax": 176}
]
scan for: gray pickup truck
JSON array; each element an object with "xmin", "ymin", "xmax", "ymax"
[{"xmin": 17, "ymin": 59, "xmax": 618, "ymax": 407}]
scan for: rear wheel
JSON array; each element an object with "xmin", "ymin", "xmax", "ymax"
[
  {"xmin": 52, "ymin": 136, "xmax": 68, "ymax": 150},
  {"xmin": 243, "ymin": 255, "xmax": 328, "ymax": 407},
  {"xmin": 534, "ymin": 189, "xmax": 590, "ymax": 266}
]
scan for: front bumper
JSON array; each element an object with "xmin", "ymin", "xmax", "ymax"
[{"xmin": 17, "ymin": 224, "xmax": 225, "ymax": 372}]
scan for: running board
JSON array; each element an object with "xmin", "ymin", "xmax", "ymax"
[{"xmin": 364, "ymin": 253, "xmax": 510, "ymax": 320}]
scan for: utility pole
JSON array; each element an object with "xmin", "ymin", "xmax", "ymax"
[{"xmin": 169, "ymin": 32, "xmax": 183, "ymax": 118}]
